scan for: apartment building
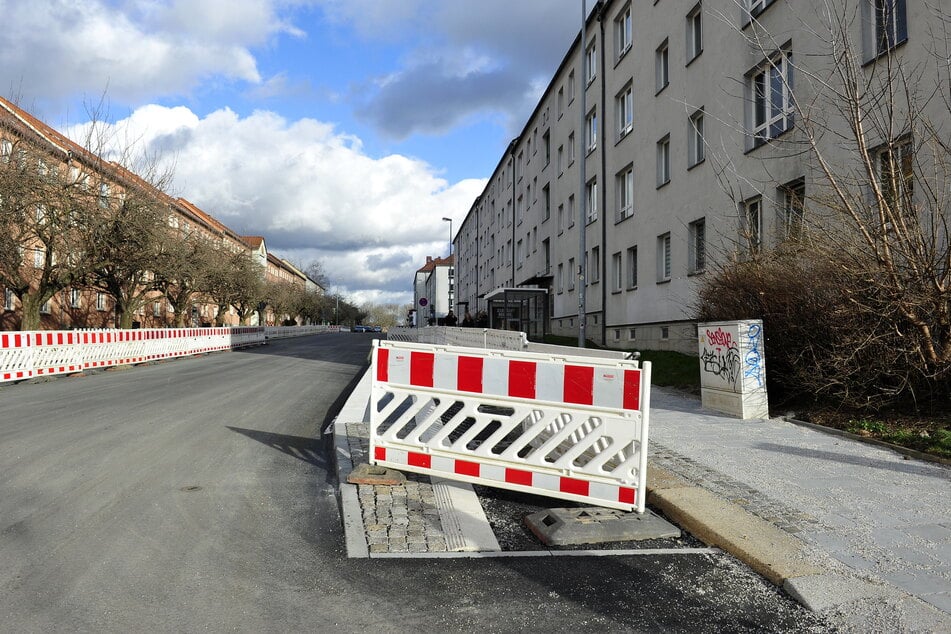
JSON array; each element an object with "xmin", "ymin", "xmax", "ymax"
[
  {"xmin": 0, "ymin": 96, "xmax": 319, "ymax": 331},
  {"xmin": 455, "ymin": 0, "xmax": 938, "ymax": 353},
  {"xmin": 413, "ymin": 255, "xmax": 454, "ymax": 325}
]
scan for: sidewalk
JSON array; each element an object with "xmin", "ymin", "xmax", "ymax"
[{"xmin": 333, "ymin": 370, "xmax": 951, "ymax": 630}]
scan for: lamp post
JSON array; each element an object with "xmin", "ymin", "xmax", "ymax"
[{"xmin": 442, "ymin": 216, "xmax": 453, "ymax": 315}]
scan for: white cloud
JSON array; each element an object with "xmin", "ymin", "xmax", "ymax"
[
  {"xmin": 68, "ymin": 104, "xmax": 484, "ymax": 303},
  {"xmin": 0, "ymin": 0, "xmax": 300, "ymax": 102}
]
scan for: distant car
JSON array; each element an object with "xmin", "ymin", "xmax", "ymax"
[
  {"xmin": 352, "ymin": 325, "xmax": 369, "ymax": 333},
  {"xmin": 371, "ymin": 325, "xmax": 382, "ymax": 332}
]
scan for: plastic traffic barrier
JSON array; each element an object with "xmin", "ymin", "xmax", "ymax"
[{"xmin": 369, "ymin": 340, "xmax": 652, "ymax": 512}]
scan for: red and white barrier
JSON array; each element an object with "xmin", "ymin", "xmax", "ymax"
[
  {"xmin": 0, "ymin": 327, "xmax": 268, "ymax": 384},
  {"xmin": 370, "ymin": 340, "xmax": 652, "ymax": 512}
]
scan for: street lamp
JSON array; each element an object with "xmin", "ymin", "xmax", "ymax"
[{"xmin": 442, "ymin": 217, "xmax": 453, "ymax": 315}]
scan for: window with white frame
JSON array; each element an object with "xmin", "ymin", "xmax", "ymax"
[
  {"xmin": 750, "ymin": 50, "xmax": 794, "ymax": 146},
  {"xmin": 689, "ymin": 218, "xmax": 706, "ymax": 273},
  {"xmin": 542, "ymin": 185, "xmax": 551, "ymax": 220},
  {"xmin": 590, "ymin": 246, "xmax": 600, "ymax": 283},
  {"xmin": 557, "ymin": 263, "xmax": 564, "ymax": 293},
  {"xmin": 867, "ymin": 0, "xmax": 907, "ymax": 58},
  {"xmin": 567, "ymin": 258, "xmax": 575, "ymax": 290},
  {"xmin": 568, "ymin": 132, "xmax": 576, "ymax": 164},
  {"xmin": 742, "ymin": 196, "xmax": 763, "ymax": 253},
  {"xmin": 612, "ymin": 252, "xmax": 623, "ymax": 292},
  {"xmin": 568, "ymin": 70, "xmax": 576, "ymax": 102},
  {"xmin": 1, "ymin": 139, "xmax": 12, "ymax": 162},
  {"xmin": 98, "ymin": 182, "xmax": 110, "ymax": 208},
  {"xmin": 96, "ymin": 292, "xmax": 106, "ymax": 311},
  {"xmin": 616, "ymin": 165, "xmax": 634, "ymax": 222},
  {"xmin": 657, "ymin": 233, "xmax": 671, "ymax": 281},
  {"xmin": 877, "ymin": 138, "xmax": 914, "ymax": 214},
  {"xmin": 40, "ymin": 299, "xmax": 51, "ymax": 314},
  {"xmin": 626, "ymin": 246, "xmax": 638, "ymax": 289},
  {"xmin": 686, "ymin": 4, "xmax": 703, "ymax": 62},
  {"xmin": 586, "ymin": 41, "xmax": 597, "ymax": 84},
  {"xmin": 33, "ymin": 248, "xmax": 44, "ymax": 268},
  {"xmin": 4, "ymin": 288, "xmax": 14, "ymax": 311},
  {"xmin": 656, "ymin": 39, "xmax": 669, "ymax": 93},
  {"xmin": 557, "ymin": 203, "xmax": 565, "ymax": 233},
  {"xmin": 688, "ymin": 108, "xmax": 705, "ymax": 166},
  {"xmin": 568, "ymin": 195, "xmax": 576, "ymax": 228},
  {"xmin": 656, "ymin": 135, "xmax": 670, "ymax": 187},
  {"xmin": 616, "ymin": 4, "xmax": 633, "ymax": 59},
  {"xmin": 585, "ymin": 177, "xmax": 598, "ymax": 223},
  {"xmin": 780, "ymin": 179, "xmax": 805, "ymax": 239},
  {"xmin": 586, "ymin": 108, "xmax": 597, "ymax": 153},
  {"xmin": 617, "ymin": 83, "xmax": 634, "ymax": 139},
  {"xmin": 71, "ymin": 288, "xmax": 81, "ymax": 308},
  {"xmin": 746, "ymin": 0, "xmax": 774, "ymax": 20},
  {"xmin": 516, "ymin": 239, "xmax": 523, "ymax": 267}
]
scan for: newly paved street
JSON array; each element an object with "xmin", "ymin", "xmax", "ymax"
[{"xmin": 0, "ymin": 334, "xmax": 829, "ymax": 632}]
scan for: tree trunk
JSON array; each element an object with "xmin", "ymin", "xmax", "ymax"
[{"xmin": 19, "ymin": 293, "xmax": 43, "ymax": 331}]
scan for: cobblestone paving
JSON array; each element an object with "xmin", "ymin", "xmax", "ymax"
[
  {"xmin": 343, "ymin": 422, "xmax": 449, "ymax": 553},
  {"xmin": 649, "ymin": 442, "xmax": 825, "ymax": 534}
]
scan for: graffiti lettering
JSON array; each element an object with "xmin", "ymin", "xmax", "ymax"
[
  {"xmin": 700, "ymin": 345, "xmax": 741, "ymax": 387},
  {"xmin": 705, "ymin": 328, "xmax": 734, "ymax": 348},
  {"xmin": 744, "ymin": 323, "xmax": 764, "ymax": 387}
]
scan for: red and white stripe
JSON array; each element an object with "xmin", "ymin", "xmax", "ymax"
[
  {"xmin": 1, "ymin": 332, "xmax": 33, "ymax": 382},
  {"xmin": 375, "ymin": 346, "xmax": 641, "ymax": 411},
  {"xmin": 375, "ymin": 446, "xmax": 637, "ymax": 508}
]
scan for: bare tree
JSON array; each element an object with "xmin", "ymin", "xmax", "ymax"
[{"xmin": 700, "ymin": 1, "xmax": 951, "ymax": 406}]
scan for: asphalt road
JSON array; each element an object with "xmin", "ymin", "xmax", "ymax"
[{"xmin": 0, "ymin": 333, "xmax": 832, "ymax": 633}]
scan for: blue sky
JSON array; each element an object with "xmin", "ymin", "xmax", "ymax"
[{"xmin": 0, "ymin": 0, "xmax": 585, "ymax": 306}]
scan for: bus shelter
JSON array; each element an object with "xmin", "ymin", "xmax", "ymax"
[{"xmin": 484, "ymin": 287, "xmax": 548, "ymax": 341}]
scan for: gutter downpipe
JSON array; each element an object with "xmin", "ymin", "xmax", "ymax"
[{"xmin": 577, "ymin": 0, "xmax": 588, "ymax": 348}]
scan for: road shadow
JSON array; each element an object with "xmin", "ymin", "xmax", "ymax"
[
  {"xmin": 233, "ymin": 333, "xmax": 377, "ymax": 365},
  {"xmin": 754, "ymin": 442, "xmax": 951, "ymax": 479},
  {"xmin": 227, "ymin": 426, "xmax": 328, "ymax": 468}
]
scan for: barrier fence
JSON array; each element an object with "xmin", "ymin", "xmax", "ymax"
[
  {"xmin": 369, "ymin": 340, "xmax": 651, "ymax": 512},
  {"xmin": 1, "ymin": 325, "xmax": 339, "ymax": 385}
]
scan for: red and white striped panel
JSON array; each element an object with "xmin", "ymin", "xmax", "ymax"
[
  {"xmin": 375, "ymin": 346, "xmax": 642, "ymax": 411},
  {"xmin": 1, "ymin": 332, "xmax": 33, "ymax": 382},
  {"xmin": 375, "ymin": 446, "xmax": 637, "ymax": 510},
  {"xmin": 32, "ymin": 331, "xmax": 84, "ymax": 377}
]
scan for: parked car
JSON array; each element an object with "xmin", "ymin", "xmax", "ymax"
[{"xmin": 352, "ymin": 325, "xmax": 369, "ymax": 333}]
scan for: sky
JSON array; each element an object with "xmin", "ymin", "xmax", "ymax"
[{"xmin": 0, "ymin": 0, "xmax": 587, "ymax": 307}]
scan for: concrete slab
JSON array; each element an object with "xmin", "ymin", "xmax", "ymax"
[
  {"xmin": 783, "ymin": 574, "xmax": 893, "ymax": 612},
  {"xmin": 525, "ymin": 507, "xmax": 681, "ymax": 546},
  {"xmin": 648, "ymin": 485, "xmax": 825, "ymax": 585},
  {"xmin": 432, "ymin": 477, "xmax": 501, "ymax": 552}
]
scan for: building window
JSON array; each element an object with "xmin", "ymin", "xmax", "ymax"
[
  {"xmin": 542, "ymin": 238, "xmax": 550, "ymax": 273},
  {"xmin": 558, "ymin": 86, "xmax": 565, "ymax": 118},
  {"xmin": 629, "ymin": 328, "xmax": 637, "ymax": 340},
  {"xmin": 750, "ymin": 51, "xmax": 794, "ymax": 146},
  {"xmin": 40, "ymin": 299, "xmax": 51, "ymax": 314},
  {"xmin": 742, "ymin": 196, "xmax": 763, "ymax": 253},
  {"xmin": 568, "ymin": 70, "xmax": 576, "ymax": 103},
  {"xmin": 656, "ymin": 135, "xmax": 671, "ymax": 187},
  {"xmin": 568, "ymin": 195, "xmax": 576, "ymax": 228},
  {"xmin": 612, "ymin": 252, "xmax": 623, "ymax": 292},
  {"xmin": 617, "ymin": 83, "xmax": 634, "ymax": 140},
  {"xmin": 746, "ymin": 0, "xmax": 774, "ymax": 20},
  {"xmin": 779, "ymin": 179, "xmax": 805, "ymax": 239},
  {"xmin": 590, "ymin": 246, "xmax": 601, "ymax": 283},
  {"xmin": 543, "ymin": 130, "xmax": 551, "ymax": 166},
  {"xmin": 557, "ymin": 263, "xmax": 564, "ymax": 293},
  {"xmin": 585, "ymin": 178, "xmax": 598, "ymax": 223},
  {"xmin": 586, "ymin": 41, "xmax": 597, "ymax": 84},
  {"xmin": 656, "ymin": 39, "xmax": 669, "ymax": 93},
  {"xmin": 626, "ymin": 246, "xmax": 638, "ymax": 289},
  {"xmin": 567, "ymin": 258, "xmax": 575, "ymax": 290},
  {"xmin": 568, "ymin": 132, "xmax": 576, "ymax": 164},
  {"xmin": 97, "ymin": 292, "xmax": 106, "ymax": 311},
  {"xmin": 689, "ymin": 218, "xmax": 706, "ymax": 273},
  {"xmin": 657, "ymin": 233, "xmax": 672, "ymax": 281},
  {"xmin": 98, "ymin": 182, "xmax": 110, "ymax": 208},
  {"xmin": 686, "ymin": 4, "xmax": 703, "ymax": 63},
  {"xmin": 661, "ymin": 326, "xmax": 670, "ymax": 339},
  {"xmin": 4, "ymin": 288, "xmax": 15, "ymax": 311},
  {"xmin": 0, "ymin": 139, "xmax": 12, "ymax": 162},
  {"xmin": 616, "ymin": 165, "xmax": 634, "ymax": 222},
  {"xmin": 868, "ymin": 0, "xmax": 908, "ymax": 58},
  {"xmin": 542, "ymin": 184, "xmax": 551, "ymax": 220},
  {"xmin": 516, "ymin": 240, "xmax": 523, "ymax": 268},
  {"xmin": 688, "ymin": 108, "xmax": 705, "ymax": 167},
  {"xmin": 71, "ymin": 289, "xmax": 81, "ymax": 308},
  {"xmin": 616, "ymin": 4, "xmax": 633, "ymax": 59},
  {"xmin": 557, "ymin": 203, "xmax": 565, "ymax": 233},
  {"xmin": 586, "ymin": 108, "xmax": 598, "ymax": 153},
  {"xmin": 877, "ymin": 138, "xmax": 914, "ymax": 214}
]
